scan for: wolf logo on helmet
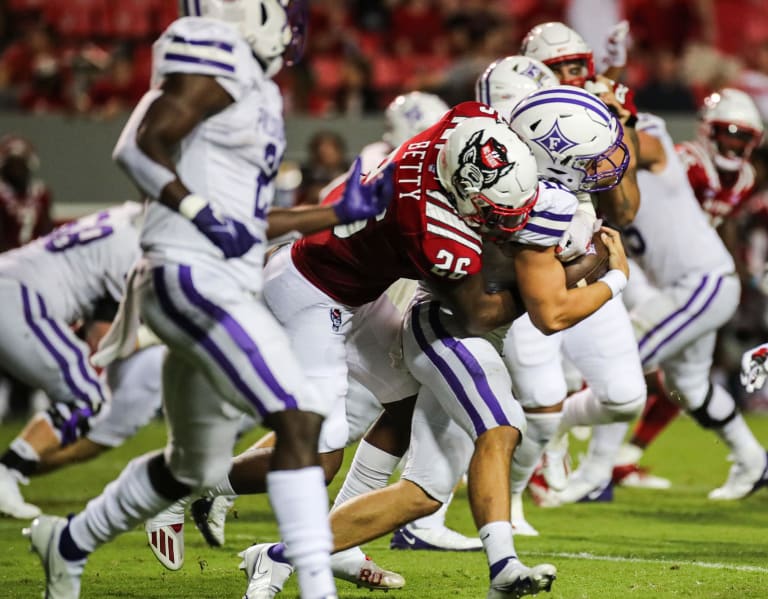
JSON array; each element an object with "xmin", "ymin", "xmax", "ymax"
[{"xmin": 452, "ymin": 129, "xmax": 517, "ymax": 202}]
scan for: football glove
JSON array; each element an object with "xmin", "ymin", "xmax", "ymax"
[
  {"xmin": 179, "ymin": 194, "xmax": 259, "ymax": 259},
  {"xmin": 332, "ymin": 157, "xmax": 395, "ymax": 223}
]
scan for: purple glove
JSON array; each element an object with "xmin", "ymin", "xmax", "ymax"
[
  {"xmin": 179, "ymin": 195, "xmax": 259, "ymax": 258},
  {"xmin": 333, "ymin": 157, "xmax": 395, "ymax": 223}
]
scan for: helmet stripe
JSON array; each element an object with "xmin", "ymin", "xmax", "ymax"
[
  {"xmin": 481, "ymin": 61, "xmax": 500, "ymax": 106},
  {"xmin": 511, "ymin": 93, "xmax": 612, "ymax": 124}
]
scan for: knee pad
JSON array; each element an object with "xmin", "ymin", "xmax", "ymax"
[
  {"xmin": 45, "ymin": 402, "xmax": 94, "ymax": 446},
  {"xmin": 602, "ymin": 392, "xmax": 646, "ymax": 422},
  {"xmin": 688, "ymin": 384, "xmax": 737, "ymax": 429}
]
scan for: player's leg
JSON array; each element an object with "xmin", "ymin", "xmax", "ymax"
[
  {"xmin": 554, "ymin": 296, "xmax": 647, "ymax": 503},
  {"xmin": 405, "ymin": 300, "xmax": 556, "ymax": 596},
  {"xmin": 0, "ymin": 280, "xmax": 107, "ymax": 519},
  {"xmin": 664, "ymin": 331, "xmax": 767, "ymax": 500}
]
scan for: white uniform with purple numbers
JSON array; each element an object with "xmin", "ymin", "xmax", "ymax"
[
  {"xmin": 622, "ymin": 113, "xmax": 739, "ymax": 407},
  {"xmin": 503, "ymin": 179, "xmax": 645, "ymax": 414},
  {"xmin": 132, "ymin": 17, "xmax": 324, "ymax": 488},
  {"xmin": 0, "ymin": 202, "xmax": 142, "ymax": 412},
  {"xmin": 400, "ymin": 181, "xmax": 577, "ymax": 502}
]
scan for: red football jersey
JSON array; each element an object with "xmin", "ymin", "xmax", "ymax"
[
  {"xmin": 292, "ymin": 102, "xmax": 499, "ymax": 307},
  {"xmin": 675, "ymin": 140, "xmax": 756, "ymax": 228},
  {"xmin": 0, "ymin": 178, "xmax": 52, "ymax": 252}
]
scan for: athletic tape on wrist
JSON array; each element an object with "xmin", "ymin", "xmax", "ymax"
[{"xmin": 598, "ymin": 269, "xmax": 627, "ymax": 298}]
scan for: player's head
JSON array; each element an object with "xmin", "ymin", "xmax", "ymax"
[
  {"xmin": 475, "ymin": 55, "xmax": 559, "ymax": 122},
  {"xmin": 180, "ymin": 0, "xmax": 308, "ymax": 77},
  {"xmin": 437, "ymin": 116, "xmax": 539, "ymax": 236},
  {"xmin": 0, "ymin": 134, "xmax": 38, "ymax": 189},
  {"xmin": 520, "ymin": 22, "xmax": 593, "ymax": 88},
  {"xmin": 508, "ymin": 85, "xmax": 629, "ymax": 193},
  {"xmin": 383, "ymin": 92, "xmax": 450, "ymax": 148},
  {"xmin": 698, "ymin": 88, "xmax": 764, "ymax": 172}
]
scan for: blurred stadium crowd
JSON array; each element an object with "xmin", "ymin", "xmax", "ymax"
[{"xmin": 0, "ymin": 0, "xmax": 767, "ymax": 118}]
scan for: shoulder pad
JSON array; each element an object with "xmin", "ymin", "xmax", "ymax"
[{"xmin": 515, "ymin": 181, "xmax": 576, "ymax": 247}]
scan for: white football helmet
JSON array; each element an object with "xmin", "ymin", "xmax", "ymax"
[
  {"xmin": 698, "ymin": 88, "xmax": 765, "ymax": 171},
  {"xmin": 437, "ymin": 116, "xmax": 539, "ymax": 234},
  {"xmin": 475, "ymin": 55, "xmax": 559, "ymax": 122},
  {"xmin": 520, "ymin": 22, "xmax": 594, "ymax": 87},
  {"xmin": 508, "ymin": 85, "xmax": 629, "ymax": 193},
  {"xmin": 383, "ymin": 92, "xmax": 450, "ymax": 148},
  {"xmin": 179, "ymin": 0, "xmax": 307, "ymax": 77}
]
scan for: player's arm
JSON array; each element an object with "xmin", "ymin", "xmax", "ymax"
[
  {"xmin": 114, "ymin": 73, "xmax": 233, "ymax": 210},
  {"xmin": 514, "ymin": 228, "xmax": 629, "ymax": 334},
  {"xmin": 266, "ymin": 159, "xmax": 394, "ymax": 240},
  {"xmin": 429, "ymin": 272, "xmax": 521, "ymax": 336}
]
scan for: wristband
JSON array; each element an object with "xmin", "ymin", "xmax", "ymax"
[
  {"xmin": 598, "ymin": 269, "xmax": 627, "ymax": 298},
  {"xmin": 178, "ymin": 194, "xmax": 208, "ymax": 220}
]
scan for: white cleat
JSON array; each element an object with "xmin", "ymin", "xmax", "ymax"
[
  {"xmin": 540, "ymin": 434, "xmax": 570, "ymax": 492},
  {"xmin": 23, "ymin": 514, "xmax": 85, "ymax": 599},
  {"xmin": 612, "ymin": 464, "xmax": 671, "ymax": 490},
  {"xmin": 239, "ymin": 543, "xmax": 293, "ymax": 599},
  {"xmin": 191, "ymin": 494, "xmax": 235, "ymax": 547},
  {"xmin": 708, "ymin": 451, "xmax": 768, "ymax": 501},
  {"xmin": 511, "ymin": 493, "xmax": 539, "ymax": 537},
  {"xmin": 549, "ymin": 469, "xmax": 613, "ymax": 506},
  {"xmin": 390, "ymin": 522, "xmax": 482, "ymax": 551},
  {"xmin": 145, "ymin": 499, "xmax": 187, "ymax": 570},
  {"xmin": 487, "ymin": 557, "xmax": 556, "ymax": 598},
  {"xmin": 331, "ymin": 547, "xmax": 405, "ymax": 590},
  {"xmin": 0, "ymin": 463, "xmax": 41, "ymax": 519}
]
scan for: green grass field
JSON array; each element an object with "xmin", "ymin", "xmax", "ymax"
[{"xmin": 1, "ymin": 414, "xmax": 767, "ymax": 598}]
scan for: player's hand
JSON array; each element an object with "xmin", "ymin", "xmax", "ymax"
[
  {"xmin": 587, "ymin": 75, "xmax": 632, "ymax": 125},
  {"xmin": 333, "ymin": 157, "xmax": 395, "ymax": 223},
  {"xmin": 604, "ymin": 20, "xmax": 630, "ymax": 69},
  {"xmin": 600, "ymin": 226, "xmax": 629, "ymax": 277},
  {"xmin": 740, "ymin": 343, "xmax": 768, "ymax": 393},
  {"xmin": 179, "ymin": 194, "xmax": 259, "ymax": 258},
  {"xmin": 556, "ymin": 208, "xmax": 602, "ymax": 262}
]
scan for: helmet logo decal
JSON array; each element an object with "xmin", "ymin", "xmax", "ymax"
[
  {"xmin": 531, "ymin": 120, "xmax": 577, "ymax": 155},
  {"xmin": 520, "ymin": 63, "xmax": 543, "ymax": 82},
  {"xmin": 452, "ymin": 129, "xmax": 515, "ymax": 200},
  {"xmin": 403, "ymin": 105, "xmax": 424, "ymax": 124}
]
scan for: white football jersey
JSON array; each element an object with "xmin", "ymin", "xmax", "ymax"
[
  {"xmin": 514, "ymin": 180, "xmax": 577, "ymax": 247},
  {"xmin": 0, "ymin": 201, "xmax": 143, "ymax": 324},
  {"xmin": 139, "ymin": 17, "xmax": 286, "ymax": 293},
  {"xmin": 628, "ymin": 114, "xmax": 734, "ymax": 287}
]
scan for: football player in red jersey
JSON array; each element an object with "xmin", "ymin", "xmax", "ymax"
[{"xmin": 227, "ymin": 98, "xmax": 632, "ymax": 597}]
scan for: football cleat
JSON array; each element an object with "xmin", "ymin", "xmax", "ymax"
[
  {"xmin": 390, "ymin": 522, "xmax": 482, "ymax": 552},
  {"xmin": 145, "ymin": 499, "xmax": 186, "ymax": 570},
  {"xmin": 708, "ymin": 451, "xmax": 768, "ymax": 501},
  {"xmin": 191, "ymin": 495, "xmax": 235, "ymax": 547},
  {"xmin": 544, "ymin": 470, "xmax": 614, "ymax": 507},
  {"xmin": 239, "ymin": 543, "xmax": 293, "ymax": 599},
  {"xmin": 0, "ymin": 463, "xmax": 41, "ymax": 519},
  {"xmin": 511, "ymin": 493, "xmax": 539, "ymax": 537},
  {"xmin": 612, "ymin": 463, "xmax": 671, "ymax": 489},
  {"xmin": 331, "ymin": 547, "xmax": 405, "ymax": 590},
  {"xmin": 487, "ymin": 556, "xmax": 556, "ymax": 598},
  {"xmin": 23, "ymin": 515, "xmax": 86, "ymax": 599}
]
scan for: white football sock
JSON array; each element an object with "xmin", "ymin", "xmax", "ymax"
[
  {"xmin": 268, "ymin": 466, "xmax": 336, "ymax": 599},
  {"xmin": 716, "ymin": 414, "xmax": 765, "ymax": 463},
  {"xmin": 412, "ymin": 495, "xmax": 450, "ymax": 529},
  {"xmin": 331, "ymin": 440, "xmax": 400, "ymax": 509},
  {"xmin": 479, "ymin": 521, "xmax": 516, "ymax": 568},
  {"xmin": 579, "ymin": 421, "xmax": 629, "ymax": 482},
  {"xmin": 205, "ymin": 473, "xmax": 236, "ymax": 498},
  {"xmin": 511, "ymin": 412, "xmax": 562, "ymax": 494},
  {"xmin": 68, "ymin": 453, "xmax": 173, "ymax": 553}
]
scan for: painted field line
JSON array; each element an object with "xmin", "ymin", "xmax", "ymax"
[{"xmin": 527, "ymin": 551, "xmax": 768, "ymax": 574}]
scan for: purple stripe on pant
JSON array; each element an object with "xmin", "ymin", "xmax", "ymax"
[
  {"xmin": 638, "ymin": 275, "xmax": 708, "ymax": 352},
  {"xmin": 176, "ymin": 265, "xmax": 297, "ymax": 410},
  {"xmin": 152, "ymin": 266, "xmax": 269, "ymax": 418},
  {"xmin": 37, "ymin": 294, "xmax": 105, "ymax": 405},
  {"xmin": 411, "ymin": 302, "xmax": 486, "ymax": 436},
  {"xmin": 427, "ymin": 302, "xmax": 511, "ymax": 428},
  {"xmin": 640, "ymin": 275, "xmax": 724, "ymax": 365},
  {"xmin": 20, "ymin": 285, "xmax": 92, "ymax": 405}
]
